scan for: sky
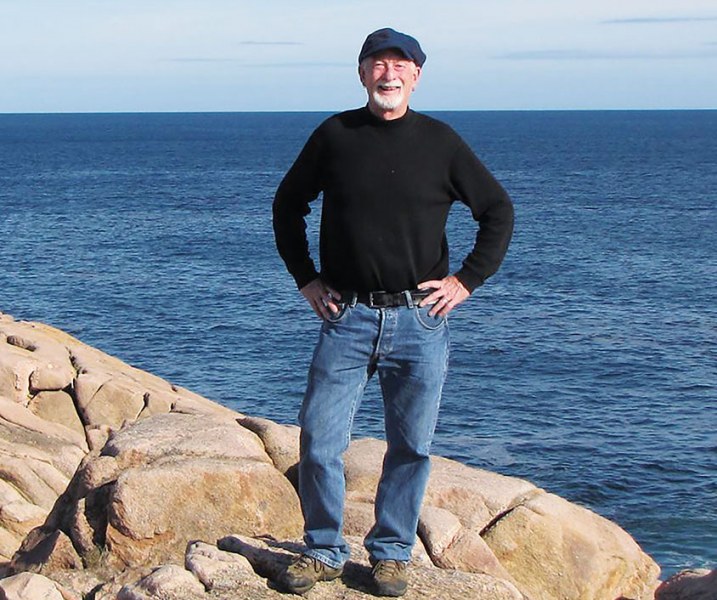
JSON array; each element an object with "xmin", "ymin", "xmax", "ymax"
[{"xmin": 1, "ymin": 0, "xmax": 716, "ymax": 113}]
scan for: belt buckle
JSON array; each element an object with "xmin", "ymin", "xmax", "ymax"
[{"xmin": 368, "ymin": 291, "xmax": 387, "ymax": 308}]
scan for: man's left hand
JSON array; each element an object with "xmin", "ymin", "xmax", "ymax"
[{"xmin": 418, "ymin": 275, "xmax": 470, "ymax": 317}]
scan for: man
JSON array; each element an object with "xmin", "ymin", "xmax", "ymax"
[{"xmin": 273, "ymin": 27, "xmax": 513, "ymax": 597}]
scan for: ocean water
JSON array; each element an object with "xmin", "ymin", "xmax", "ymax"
[{"xmin": 0, "ymin": 110, "xmax": 715, "ymax": 578}]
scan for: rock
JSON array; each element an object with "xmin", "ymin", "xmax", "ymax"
[
  {"xmin": 10, "ymin": 413, "xmax": 303, "ymax": 572},
  {"xmin": 27, "ymin": 391, "xmax": 85, "ymax": 437},
  {"xmin": 343, "ymin": 438, "xmax": 659, "ymax": 599},
  {"xmin": 0, "ymin": 314, "xmax": 668, "ymax": 600},
  {"xmin": 655, "ymin": 568, "xmax": 717, "ymax": 599},
  {"xmin": 0, "ymin": 571, "xmax": 77, "ymax": 600},
  {"xmin": 0, "ymin": 323, "xmax": 76, "ymax": 404},
  {"xmin": 0, "ymin": 403, "xmax": 86, "ymax": 563},
  {"xmin": 73, "ymin": 371, "xmax": 146, "ymax": 430},
  {"xmin": 237, "ymin": 416, "xmax": 300, "ymax": 475},
  {"xmin": 9, "ymin": 529, "xmax": 82, "ymax": 576},
  {"xmin": 216, "ymin": 534, "xmax": 525, "ymax": 599},
  {"xmin": 104, "ymin": 456, "xmax": 302, "ymax": 568},
  {"xmin": 343, "ymin": 495, "xmax": 377, "ymax": 538},
  {"xmin": 185, "ymin": 541, "xmax": 258, "ymax": 592},
  {"xmin": 422, "ymin": 454, "xmax": 538, "ymax": 531},
  {"xmin": 482, "ymin": 491, "xmax": 661, "ymax": 600},
  {"xmin": 0, "ymin": 422, "xmax": 84, "ymax": 508},
  {"xmin": 85, "ymin": 424, "xmax": 113, "ymax": 453},
  {"xmin": 168, "ymin": 386, "xmax": 242, "ymax": 420},
  {"xmin": 0, "ymin": 398, "xmax": 87, "ymax": 455},
  {"xmin": 117, "ymin": 565, "xmax": 206, "ymax": 600},
  {"xmin": 0, "ymin": 528, "xmax": 22, "ymax": 570},
  {"xmin": 418, "ymin": 505, "xmax": 515, "ymax": 583},
  {"xmin": 0, "ymin": 502, "xmax": 46, "ymax": 539},
  {"xmin": 100, "ymin": 412, "xmax": 267, "ymax": 468},
  {"xmin": 0, "ymin": 344, "xmax": 35, "ymax": 404},
  {"xmin": 0, "ymin": 317, "xmax": 248, "ymax": 564}
]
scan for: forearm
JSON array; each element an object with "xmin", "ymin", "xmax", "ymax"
[
  {"xmin": 272, "ymin": 191, "xmax": 319, "ymax": 289},
  {"xmin": 456, "ymin": 193, "xmax": 514, "ymax": 291}
]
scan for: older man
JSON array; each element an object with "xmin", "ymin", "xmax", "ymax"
[{"xmin": 273, "ymin": 27, "xmax": 514, "ymax": 597}]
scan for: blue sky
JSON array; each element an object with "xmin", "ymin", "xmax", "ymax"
[{"xmin": 2, "ymin": 0, "xmax": 716, "ymax": 113}]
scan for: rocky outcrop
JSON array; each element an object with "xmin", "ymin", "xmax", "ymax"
[
  {"xmin": 0, "ymin": 313, "xmax": 666, "ymax": 599},
  {"xmin": 0, "ymin": 313, "xmax": 238, "ymax": 571}
]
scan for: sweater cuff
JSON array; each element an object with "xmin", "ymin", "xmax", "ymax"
[
  {"xmin": 454, "ymin": 270, "xmax": 484, "ymax": 294},
  {"xmin": 294, "ymin": 268, "xmax": 321, "ymax": 291}
]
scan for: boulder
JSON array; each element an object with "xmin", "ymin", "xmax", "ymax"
[
  {"xmin": 482, "ymin": 491, "xmax": 661, "ymax": 600},
  {"xmin": 0, "ymin": 571, "xmax": 77, "ymax": 600},
  {"xmin": 418, "ymin": 505, "xmax": 515, "ymax": 583},
  {"xmin": 8, "ymin": 529, "xmax": 82, "ymax": 577},
  {"xmin": 10, "ymin": 413, "xmax": 303, "ymax": 572},
  {"xmin": 117, "ymin": 565, "xmax": 206, "ymax": 600},
  {"xmin": 184, "ymin": 541, "xmax": 257, "ymax": 592},
  {"xmin": 237, "ymin": 416, "xmax": 300, "ymax": 475},
  {"xmin": 0, "ymin": 401, "xmax": 87, "ymax": 563},
  {"xmin": 0, "ymin": 316, "xmax": 246, "ymax": 564},
  {"xmin": 0, "ymin": 329, "xmax": 74, "ymax": 405},
  {"xmin": 655, "ymin": 568, "xmax": 717, "ymax": 599},
  {"xmin": 27, "ymin": 391, "xmax": 85, "ymax": 436},
  {"xmin": 105, "ymin": 457, "xmax": 301, "ymax": 567},
  {"xmin": 0, "ymin": 397, "xmax": 88, "ymax": 455}
]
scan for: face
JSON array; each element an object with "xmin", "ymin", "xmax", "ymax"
[{"xmin": 359, "ymin": 50, "xmax": 421, "ymax": 119}]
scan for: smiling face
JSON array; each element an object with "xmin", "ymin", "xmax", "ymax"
[{"xmin": 359, "ymin": 49, "xmax": 421, "ymax": 120}]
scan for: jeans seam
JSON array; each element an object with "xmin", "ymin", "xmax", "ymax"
[
  {"xmin": 344, "ymin": 375, "xmax": 367, "ymax": 450},
  {"xmin": 425, "ymin": 341, "xmax": 449, "ymax": 452}
]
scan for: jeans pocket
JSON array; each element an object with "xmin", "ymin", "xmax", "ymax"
[
  {"xmin": 325, "ymin": 303, "xmax": 349, "ymax": 324},
  {"xmin": 414, "ymin": 305, "xmax": 447, "ymax": 330}
]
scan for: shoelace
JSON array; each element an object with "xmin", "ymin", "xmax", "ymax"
[
  {"xmin": 373, "ymin": 560, "xmax": 405, "ymax": 577},
  {"xmin": 294, "ymin": 554, "xmax": 321, "ymax": 573}
]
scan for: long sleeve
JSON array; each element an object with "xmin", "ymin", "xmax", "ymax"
[
  {"xmin": 272, "ymin": 131, "xmax": 323, "ymax": 290},
  {"xmin": 449, "ymin": 140, "xmax": 514, "ymax": 291}
]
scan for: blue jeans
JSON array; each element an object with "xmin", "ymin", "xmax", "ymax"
[{"xmin": 298, "ymin": 300, "xmax": 449, "ymax": 568}]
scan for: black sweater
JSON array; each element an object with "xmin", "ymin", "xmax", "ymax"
[{"xmin": 273, "ymin": 107, "xmax": 514, "ymax": 294}]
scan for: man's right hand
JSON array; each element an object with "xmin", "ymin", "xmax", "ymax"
[{"xmin": 300, "ymin": 279, "xmax": 342, "ymax": 320}]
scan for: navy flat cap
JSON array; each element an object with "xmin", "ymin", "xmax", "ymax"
[{"xmin": 358, "ymin": 28, "xmax": 426, "ymax": 67}]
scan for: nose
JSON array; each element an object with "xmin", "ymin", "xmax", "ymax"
[{"xmin": 384, "ymin": 63, "xmax": 398, "ymax": 80}]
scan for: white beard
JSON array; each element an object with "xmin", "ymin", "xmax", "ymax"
[
  {"xmin": 371, "ymin": 81, "xmax": 404, "ymax": 110},
  {"xmin": 370, "ymin": 88, "xmax": 404, "ymax": 110}
]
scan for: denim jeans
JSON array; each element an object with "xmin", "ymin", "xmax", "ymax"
[{"xmin": 298, "ymin": 300, "xmax": 449, "ymax": 569}]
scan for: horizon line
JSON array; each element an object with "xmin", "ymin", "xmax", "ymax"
[{"xmin": 1, "ymin": 106, "xmax": 716, "ymax": 116}]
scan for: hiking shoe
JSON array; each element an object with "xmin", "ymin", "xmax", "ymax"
[
  {"xmin": 279, "ymin": 553, "xmax": 343, "ymax": 594},
  {"xmin": 371, "ymin": 559, "xmax": 408, "ymax": 597}
]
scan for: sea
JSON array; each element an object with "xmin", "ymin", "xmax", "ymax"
[{"xmin": 0, "ymin": 110, "xmax": 714, "ymax": 578}]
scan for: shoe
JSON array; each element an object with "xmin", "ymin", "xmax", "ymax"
[
  {"xmin": 279, "ymin": 553, "xmax": 343, "ymax": 594},
  {"xmin": 371, "ymin": 559, "xmax": 408, "ymax": 597}
]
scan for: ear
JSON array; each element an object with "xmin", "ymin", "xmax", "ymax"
[
  {"xmin": 358, "ymin": 63, "xmax": 367, "ymax": 87},
  {"xmin": 412, "ymin": 65, "xmax": 422, "ymax": 90}
]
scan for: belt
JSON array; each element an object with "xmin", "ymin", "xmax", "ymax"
[{"xmin": 339, "ymin": 289, "xmax": 433, "ymax": 308}]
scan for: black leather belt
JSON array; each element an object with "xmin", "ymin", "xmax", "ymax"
[{"xmin": 340, "ymin": 289, "xmax": 433, "ymax": 308}]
